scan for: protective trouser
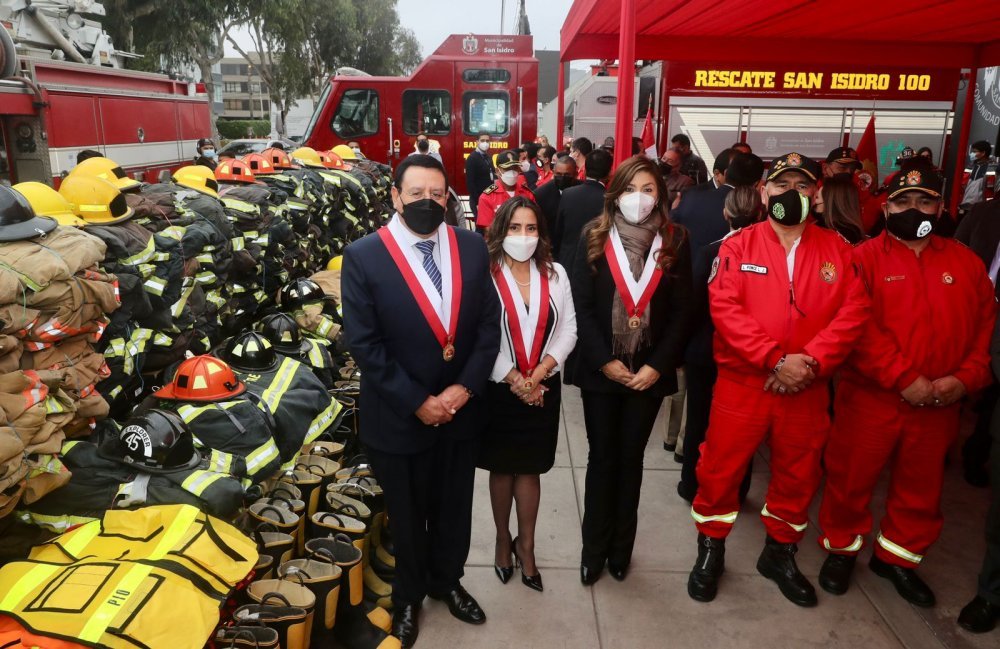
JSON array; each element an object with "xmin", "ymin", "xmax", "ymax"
[
  {"xmin": 818, "ymin": 380, "xmax": 959, "ymax": 567},
  {"xmin": 692, "ymin": 374, "xmax": 829, "ymax": 543}
]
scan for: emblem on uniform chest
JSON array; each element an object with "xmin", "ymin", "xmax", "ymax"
[
  {"xmin": 942, "ymin": 272, "xmax": 954, "ymax": 285},
  {"xmin": 820, "ymin": 261, "xmax": 837, "ymax": 283}
]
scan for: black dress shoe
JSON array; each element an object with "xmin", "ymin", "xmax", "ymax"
[
  {"xmin": 687, "ymin": 533, "xmax": 725, "ymax": 602},
  {"xmin": 392, "ymin": 603, "xmax": 420, "ymax": 648},
  {"xmin": 513, "ymin": 537, "xmax": 543, "ymax": 592},
  {"xmin": 958, "ymin": 595, "xmax": 1000, "ymax": 633},
  {"xmin": 756, "ymin": 537, "xmax": 817, "ymax": 607},
  {"xmin": 428, "ymin": 585, "xmax": 486, "ymax": 625},
  {"xmin": 869, "ymin": 555, "xmax": 935, "ymax": 607},
  {"xmin": 819, "ymin": 553, "xmax": 857, "ymax": 595},
  {"xmin": 580, "ymin": 562, "xmax": 603, "ymax": 586},
  {"xmin": 608, "ymin": 562, "xmax": 629, "ymax": 582},
  {"xmin": 676, "ymin": 480, "xmax": 695, "ymax": 503},
  {"xmin": 664, "ymin": 442, "xmax": 677, "ymax": 452}
]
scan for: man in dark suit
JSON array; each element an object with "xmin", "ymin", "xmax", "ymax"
[
  {"xmin": 554, "ymin": 148, "xmax": 612, "ymax": 271},
  {"xmin": 533, "ymin": 156, "xmax": 578, "ymax": 236},
  {"xmin": 342, "ymin": 155, "xmax": 500, "ymax": 648},
  {"xmin": 465, "ymin": 134, "xmax": 495, "ymax": 221},
  {"xmin": 682, "ymin": 148, "xmax": 734, "ymax": 195}
]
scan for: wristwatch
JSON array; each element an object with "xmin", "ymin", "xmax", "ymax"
[{"xmin": 772, "ymin": 355, "xmax": 786, "ymax": 374}]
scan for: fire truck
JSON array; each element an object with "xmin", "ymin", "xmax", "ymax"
[
  {"xmin": 0, "ymin": 0, "xmax": 212, "ymax": 187},
  {"xmin": 303, "ymin": 34, "xmax": 539, "ymax": 194}
]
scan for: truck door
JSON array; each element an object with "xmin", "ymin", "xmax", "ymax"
[
  {"xmin": 456, "ymin": 66, "xmax": 517, "ymax": 195},
  {"xmin": 329, "ymin": 87, "xmax": 381, "ymax": 156},
  {"xmin": 400, "ymin": 87, "xmax": 453, "ymax": 170}
]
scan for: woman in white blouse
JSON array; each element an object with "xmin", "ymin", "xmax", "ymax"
[{"xmin": 479, "ymin": 195, "xmax": 577, "ymax": 593}]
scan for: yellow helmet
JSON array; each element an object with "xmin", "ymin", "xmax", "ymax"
[
  {"xmin": 67, "ymin": 156, "xmax": 141, "ymax": 191},
  {"xmin": 292, "ymin": 147, "xmax": 324, "ymax": 168},
  {"xmin": 326, "ymin": 255, "xmax": 343, "ymax": 271},
  {"xmin": 58, "ymin": 176, "xmax": 134, "ymax": 225},
  {"xmin": 12, "ymin": 182, "xmax": 86, "ymax": 227},
  {"xmin": 331, "ymin": 144, "xmax": 357, "ymax": 161},
  {"xmin": 172, "ymin": 165, "xmax": 220, "ymax": 198}
]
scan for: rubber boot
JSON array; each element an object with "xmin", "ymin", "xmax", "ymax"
[
  {"xmin": 370, "ymin": 511, "xmax": 395, "ymax": 570},
  {"xmin": 362, "ymin": 511, "xmax": 393, "ymax": 611},
  {"xmin": 279, "ymin": 470, "xmax": 323, "ymax": 522},
  {"xmin": 241, "ymin": 585, "xmax": 315, "ymax": 649},
  {"xmin": 329, "ymin": 481, "xmax": 384, "ymax": 519},
  {"xmin": 253, "ymin": 523, "xmax": 296, "ymax": 573},
  {"xmin": 325, "ymin": 490, "xmax": 372, "ymax": 526},
  {"xmin": 249, "ymin": 503, "xmax": 301, "ymax": 559},
  {"xmin": 278, "ymin": 558, "xmax": 343, "ymax": 646},
  {"xmin": 308, "ymin": 511, "xmax": 367, "ymax": 549},
  {"xmin": 258, "ymin": 496, "xmax": 307, "ymax": 555},
  {"xmin": 294, "ymin": 455, "xmax": 342, "ymax": 497},
  {"xmin": 306, "ymin": 534, "xmax": 400, "ymax": 648},
  {"xmin": 299, "ymin": 440, "xmax": 345, "ymax": 462},
  {"xmin": 215, "ymin": 624, "xmax": 280, "ymax": 649},
  {"xmin": 255, "ymin": 553, "xmax": 275, "ymax": 581}
]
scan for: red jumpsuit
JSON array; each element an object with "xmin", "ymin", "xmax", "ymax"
[
  {"xmin": 536, "ymin": 168, "xmax": 553, "ymax": 186},
  {"xmin": 818, "ymin": 232, "xmax": 996, "ymax": 566},
  {"xmin": 692, "ymin": 221, "xmax": 869, "ymax": 543},
  {"xmin": 474, "ymin": 182, "xmax": 535, "ymax": 229}
]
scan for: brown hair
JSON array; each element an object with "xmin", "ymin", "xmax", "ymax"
[
  {"xmin": 820, "ymin": 174, "xmax": 864, "ymax": 243},
  {"xmin": 486, "ymin": 195, "xmax": 555, "ymax": 277},
  {"xmin": 584, "ymin": 155, "xmax": 682, "ymax": 272},
  {"xmin": 723, "ymin": 185, "xmax": 763, "ymax": 222}
]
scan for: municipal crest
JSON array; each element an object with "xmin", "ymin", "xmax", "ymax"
[
  {"xmin": 462, "ymin": 35, "xmax": 479, "ymax": 55},
  {"xmin": 820, "ymin": 261, "xmax": 837, "ymax": 283},
  {"xmin": 905, "ymin": 170, "xmax": 922, "ymax": 186},
  {"xmin": 708, "ymin": 257, "xmax": 720, "ymax": 283},
  {"xmin": 787, "ymin": 153, "xmax": 802, "ymax": 166},
  {"xmin": 942, "ymin": 272, "xmax": 954, "ymax": 285}
]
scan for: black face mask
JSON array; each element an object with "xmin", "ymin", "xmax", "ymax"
[
  {"xmin": 886, "ymin": 208, "xmax": 935, "ymax": 241},
  {"xmin": 400, "ymin": 198, "xmax": 445, "ymax": 235},
  {"xmin": 658, "ymin": 162, "xmax": 675, "ymax": 175},
  {"xmin": 553, "ymin": 176, "xmax": 577, "ymax": 191},
  {"xmin": 767, "ymin": 188, "xmax": 810, "ymax": 226},
  {"xmin": 729, "ymin": 214, "xmax": 756, "ymax": 230}
]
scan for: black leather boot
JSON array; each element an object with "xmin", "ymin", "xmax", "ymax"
[
  {"xmin": 687, "ymin": 533, "xmax": 725, "ymax": 602},
  {"xmin": 818, "ymin": 553, "xmax": 856, "ymax": 595},
  {"xmin": 958, "ymin": 596, "xmax": 1000, "ymax": 633},
  {"xmin": 756, "ymin": 537, "xmax": 817, "ymax": 607},
  {"xmin": 869, "ymin": 555, "xmax": 935, "ymax": 607}
]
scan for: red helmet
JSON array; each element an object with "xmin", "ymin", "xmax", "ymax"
[
  {"xmin": 261, "ymin": 147, "xmax": 298, "ymax": 170},
  {"xmin": 215, "ymin": 158, "xmax": 257, "ymax": 184},
  {"xmin": 319, "ymin": 151, "xmax": 347, "ymax": 171},
  {"xmin": 154, "ymin": 355, "xmax": 246, "ymax": 402},
  {"xmin": 242, "ymin": 153, "xmax": 277, "ymax": 175}
]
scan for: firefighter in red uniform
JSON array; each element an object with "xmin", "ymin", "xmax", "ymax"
[
  {"xmin": 687, "ymin": 152, "xmax": 869, "ymax": 607},
  {"xmin": 475, "ymin": 150, "xmax": 535, "ymax": 233},
  {"xmin": 816, "ymin": 167, "xmax": 997, "ymax": 606}
]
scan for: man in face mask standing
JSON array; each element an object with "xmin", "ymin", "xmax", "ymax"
[
  {"xmin": 194, "ymin": 138, "xmax": 218, "ymax": 170},
  {"xmin": 475, "ymin": 150, "xmax": 535, "ymax": 233},
  {"xmin": 688, "ymin": 152, "xmax": 869, "ymax": 607},
  {"xmin": 533, "ymin": 155, "xmax": 577, "ymax": 245},
  {"xmin": 816, "ymin": 168, "xmax": 996, "ymax": 607},
  {"xmin": 465, "ymin": 134, "xmax": 496, "ymax": 222},
  {"xmin": 342, "ymin": 154, "xmax": 500, "ymax": 647}
]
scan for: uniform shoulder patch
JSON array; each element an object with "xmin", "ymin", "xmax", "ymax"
[
  {"xmin": 483, "ymin": 184, "xmax": 498, "ymax": 195},
  {"xmin": 708, "ymin": 256, "xmax": 720, "ymax": 283}
]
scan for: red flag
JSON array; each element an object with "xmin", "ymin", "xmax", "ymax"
[
  {"xmin": 855, "ymin": 114, "xmax": 878, "ymax": 191},
  {"xmin": 640, "ymin": 102, "xmax": 656, "ymax": 159}
]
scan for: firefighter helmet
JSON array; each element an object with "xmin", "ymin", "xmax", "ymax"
[
  {"xmin": 112, "ymin": 409, "xmax": 200, "ymax": 474},
  {"xmin": 331, "ymin": 145, "xmax": 357, "ymax": 161},
  {"xmin": 243, "ymin": 153, "xmax": 277, "ymax": 175},
  {"xmin": 320, "ymin": 150, "xmax": 347, "ymax": 170},
  {"xmin": 58, "ymin": 176, "xmax": 134, "ymax": 225},
  {"xmin": 279, "ymin": 277, "xmax": 324, "ymax": 311},
  {"xmin": 222, "ymin": 331, "xmax": 278, "ymax": 371},
  {"xmin": 215, "ymin": 158, "xmax": 257, "ymax": 184},
  {"xmin": 257, "ymin": 312, "xmax": 310, "ymax": 355},
  {"xmin": 67, "ymin": 156, "xmax": 141, "ymax": 191},
  {"xmin": 261, "ymin": 147, "xmax": 299, "ymax": 170},
  {"xmin": 326, "ymin": 255, "xmax": 343, "ymax": 271},
  {"xmin": 0, "ymin": 186, "xmax": 58, "ymax": 242},
  {"xmin": 173, "ymin": 165, "xmax": 221, "ymax": 198},
  {"xmin": 291, "ymin": 147, "xmax": 324, "ymax": 168},
  {"xmin": 154, "ymin": 355, "xmax": 246, "ymax": 402},
  {"xmin": 12, "ymin": 182, "xmax": 86, "ymax": 227}
]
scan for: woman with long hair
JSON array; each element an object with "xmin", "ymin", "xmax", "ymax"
[
  {"xmin": 814, "ymin": 173, "xmax": 865, "ymax": 244},
  {"xmin": 480, "ymin": 195, "xmax": 578, "ymax": 592},
  {"xmin": 569, "ymin": 155, "xmax": 693, "ymax": 585}
]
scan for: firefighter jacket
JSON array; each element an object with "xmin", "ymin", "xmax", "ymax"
[
  {"xmin": 708, "ymin": 221, "xmax": 870, "ymax": 384},
  {"xmin": 845, "ymin": 232, "xmax": 997, "ymax": 393},
  {"xmin": 236, "ymin": 355, "xmax": 342, "ymax": 464},
  {"xmin": 20, "ymin": 438, "xmax": 246, "ymax": 529},
  {"xmin": 0, "ymin": 228, "xmax": 106, "ymax": 292},
  {"xmin": 475, "ymin": 182, "xmax": 536, "ymax": 228},
  {"xmin": 0, "ymin": 504, "xmax": 256, "ymax": 649}
]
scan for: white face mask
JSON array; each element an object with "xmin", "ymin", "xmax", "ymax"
[
  {"xmin": 503, "ymin": 235, "xmax": 539, "ymax": 262},
  {"xmin": 478, "ymin": 141, "xmax": 490, "ymax": 152},
  {"xmin": 500, "ymin": 170, "xmax": 519, "ymax": 186},
  {"xmin": 520, "ymin": 161, "xmax": 531, "ymax": 172},
  {"xmin": 352, "ymin": 147, "xmax": 362, "ymax": 156},
  {"xmin": 618, "ymin": 192, "xmax": 657, "ymax": 224}
]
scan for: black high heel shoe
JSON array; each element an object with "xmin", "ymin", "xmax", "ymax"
[
  {"xmin": 494, "ymin": 536, "xmax": 514, "ymax": 584},
  {"xmin": 513, "ymin": 536, "xmax": 543, "ymax": 592}
]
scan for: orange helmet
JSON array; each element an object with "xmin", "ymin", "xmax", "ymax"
[
  {"xmin": 215, "ymin": 158, "xmax": 257, "ymax": 184},
  {"xmin": 154, "ymin": 355, "xmax": 246, "ymax": 402},
  {"xmin": 320, "ymin": 151, "xmax": 347, "ymax": 170},
  {"xmin": 242, "ymin": 153, "xmax": 277, "ymax": 175},
  {"xmin": 260, "ymin": 147, "xmax": 298, "ymax": 170}
]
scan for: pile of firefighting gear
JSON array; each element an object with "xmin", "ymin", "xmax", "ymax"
[{"xmin": 0, "ymin": 145, "xmax": 399, "ymax": 648}]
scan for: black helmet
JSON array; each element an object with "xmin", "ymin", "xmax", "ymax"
[
  {"xmin": 115, "ymin": 409, "xmax": 200, "ymax": 474},
  {"xmin": 223, "ymin": 331, "xmax": 278, "ymax": 371},
  {"xmin": 279, "ymin": 278, "xmax": 324, "ymax": 311},
  {"xmin": 258, "ymin": 312, "xmax": 310, "ymax": 355},
  {"xmin": 0, "ymin": 186, "xmax": 58, "ymax": 242}
]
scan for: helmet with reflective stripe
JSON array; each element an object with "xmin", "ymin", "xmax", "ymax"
[
  {"xmin": 331, "ymin": 144, "xmax": 357, "ymax": 161},
  {"xmin": 215, "ymin": 158, "xmax": 257, "ymax": 184},
  {"xmin": 154, "ymin": 355, "xmax": 246, "ymax": 402},
  {"xmin": 173, "ymin": 165, "xmax": 220, "ymax": 198},
  {"xmin": 261, "ymin": 147, "xmax": 298, "ymax": 170},
  {"xmin": 223, "ymin": 331, "xmax": 278, "ymax": 371},
  {"xmin": 58, "ymin": 176, "xmax": 134, "ymax": 225},
  {"xmin": 257, "ymin": 312, "xmax": 309, "ymax": 355},
  {"xmin": 292, "ymin": 147, "xmax": 324, "ymax": 168},
  {"xmin": 67, "ymin": 156, "xmax": 141, "ymax": 191},
  {"xmin": 113, "ymin": 409, "xmax": 200, "ymax": 474},
  {"xmin": 279, "ymin": 277, "xmax": 324, "ymax": 311},
  {"xmin": 243, "ymin": 153, "xmax": 277, "ymax": 175},
  {"xmin": 12, "ymin": 182, "xmax": 86, "ymax": 227}
]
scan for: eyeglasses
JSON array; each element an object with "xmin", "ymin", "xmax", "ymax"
[{"xmin": 405, "ymin": 188, "xmax": 447, "ymax": 201}]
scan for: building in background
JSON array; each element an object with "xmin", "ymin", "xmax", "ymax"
[{"xmin": 219, "ymin": 55, "xmax": 270, "ymax": 122}]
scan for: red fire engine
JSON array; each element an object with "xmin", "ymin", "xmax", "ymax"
[{"xmin": 303, "ymin": 34, "xmax": 539, "ymax": 194}]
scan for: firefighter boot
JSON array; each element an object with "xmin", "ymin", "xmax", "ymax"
[
  {"xmin": 238, "ymin": 587, "xmax": 314, "ymax": 649},
  {"xmin": 818, "ymin": 553, "xmax": 856, "ymax": 595},
  {"xmin": 305, "ymin": 534, "xmax": 400, "ymax": 649},
  {"xmin": 363, "ymin": 511, "xmax": 394, "ymax": 611},
  {"xmin": 869, "ymin": 555, "xmax": 935, "ymax": 607},
  {"xmin": 278, "ymin": 558, "xmax": 343, "ymax": 646},
  {"xmin": 216, "ymin": 624, "xmax": 281, "ymax": 649},
  {"xmin": 687, "ymin": 533, "xmax": 725, "ymax": 602},
  {"xmin": 756, "ymin": 536, "xmax": 818, "ymax": 607}
]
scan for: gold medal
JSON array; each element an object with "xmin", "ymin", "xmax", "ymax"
[
  {"xmin": 628, "ymin": 315, "xmax": 642, "ymax": 330},
  {"xmin": 443, "ymin": 344, "xmax": 455, "ymax": 361},
  {"xmin": 523, "ymin": 379, "xmax": 534, "ymax": 391}
]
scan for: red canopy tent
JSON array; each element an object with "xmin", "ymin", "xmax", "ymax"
[{"xmin": 558, "ymin": 0, "xmax": 1000, "ymax": 211}]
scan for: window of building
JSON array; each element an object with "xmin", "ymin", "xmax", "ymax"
[
  {"xmin": 221, "ymin": 64, "xmax": 240, "ymax": 76},
  {"xmin": 331, "ymin": 89, "xmax": 379, "ymax": 138},
  {"xmin": 462, "ymin": 68, "xmax": 511, "ymax": 84},
  {"xmin": 259, "ymin": 100, "xmax": 270, "ymax": 113},
  {"xmin": 223, "ymin": 99, "xmax": 243, "ymax": 111},
  {"xmin": 223, "ymin": 81, "xmax": 244, "ymax": 94},
  {"xmin": 463, "ymin": 91, "xmax": 509, "ymax": 136},
  {"xmin": 402, "ymin": 90, "xmax": 451, "ymax": 135}
]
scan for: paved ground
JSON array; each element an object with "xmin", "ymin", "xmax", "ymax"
[{"xmin": 412, "ymin": 386, "xmax": 997, "ymax": 649}]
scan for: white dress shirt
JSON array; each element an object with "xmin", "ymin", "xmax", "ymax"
[{"xmin": 387, "ymin": 214, "xmax": 452, "ymax": 326}]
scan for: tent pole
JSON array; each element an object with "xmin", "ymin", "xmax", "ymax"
[
  {"xmin": 557, "ymin": 60, "xmax": 566, "ymax": 148},
  {"xmin": 614, "ymin": 0, "xmax": 637, "ymax": 166},
  {"xmin": 951, "ymin": 63, "xmax": 977, "ymax": 215}
]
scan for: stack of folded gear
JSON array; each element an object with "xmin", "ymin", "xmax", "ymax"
[
  {"xmin": 279, "ymin": 277, "xmax": 341, "ymax": 345},
  {"xmin": 256, "ymin": 312, "xmax": 336, "ymax": 389}
]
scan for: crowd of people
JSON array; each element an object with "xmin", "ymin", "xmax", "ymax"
[{"xmin": 342, "ymin": 134, "xmax": 1000, "ymax": 648}]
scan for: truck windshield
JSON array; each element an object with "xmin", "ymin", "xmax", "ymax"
[
  {"xmin": 332, "ymin": 89, "xmax": 379, "ymax": 138},
  {"xmin": 303, "ymin": 82, "xmax": 332, "ymax": 141},
  {"xmin": 464, "ymin": 91, "xmax": 509, "ymax": 136}
]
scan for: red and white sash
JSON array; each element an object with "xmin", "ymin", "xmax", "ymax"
[
  {"xmin": 605, "ymin": 226, "xmax": 663, "ymax": 329},
  {"xmin": 493, "ymin": 263, "xmax": 550, "ymax": 382}
]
